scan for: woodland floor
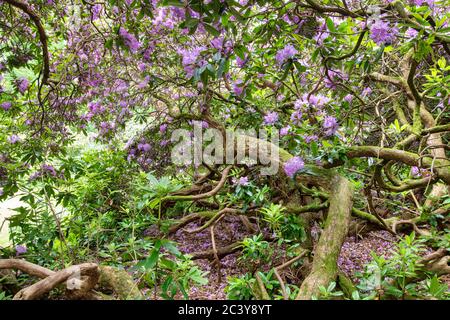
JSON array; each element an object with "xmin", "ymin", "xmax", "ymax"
[{"xmin": 162, "ymin": 215, "xmax": 404, "ymax": 299}]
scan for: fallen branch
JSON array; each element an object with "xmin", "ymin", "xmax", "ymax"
[
  {"xmin": 273, "ymin": 249, "xmax": 308, "ymax": 300},
  {"xmin": 13, "ymin": 263, "xmax": 99, "ymax": 300},
  {"xmin": 186, "ymin": 208, "xmax": 241, "ymax": 234},
  {"xmin": 162, "ymin": 165, "xmax": 232, "ymax": 203},
  {"xmin": 189, "ymin": 241, "xmax": 242, "ymax": 260}
]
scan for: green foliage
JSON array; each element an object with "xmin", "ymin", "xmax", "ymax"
[
  {"xmin": 0, "ymin": 291, "xmax": 12, "ymax": 300},
  {"xmin": 225, "ymin": 273, "xmax": 256, "ymax": 300},
  {"xmin": 239, "ymin": 234, "xmax": 273, "ymax": 267},
  {"xmin": 260, "ymin": 204, "xmax": 285, "ymax": 236},
  {"xmin": 356, "ymin": 233, "xmax": 449, "ymax": 300},
  {"xmin": 312, "ymin": 282, "xmax": 344, "ymax": 300},
  {"xmin": 134, "ymin": 239, "xmax": 208, "ymax": 300}
]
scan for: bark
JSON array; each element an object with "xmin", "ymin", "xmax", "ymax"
[
  {"xmin": 13, "ymin": 263, "xmax": 99, "ymax": 300},
  {"xmin": 296, "ymin": 174, "xmax": 353, "ymax": 300},
  {"xmin": 98, "ymin": 266, "xmax": 143, "ymax": 300}
]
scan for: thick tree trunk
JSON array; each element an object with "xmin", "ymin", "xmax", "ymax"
[{"xmin": 296, "ymin": 174, "xmax": 353, "ymax": 300}]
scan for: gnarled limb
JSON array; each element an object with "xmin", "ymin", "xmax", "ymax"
[
  {"xmin": 190, "ymin": 241, "xmax": 242, "ymax": 260},
  {"xmin": 162, "ymin": 165, "xmax": 232, "ymax": 203},
  {"xmin": 98, "ymin": 266, "xmax": 143, "ymax": 300},
  {"xmin": 13, "ymin": 263, "xmax": 99, "ymax": 300},
  {"xmin": 296, "ymin": 174, "xmax": 353, "ymax": 300},
  {"xmin": 3, "ymin": 0, "xmax": 50, "ymax": 85},
  {"xmin": 168, "ymin": 210, "xmax": 216, "ymax": 234},
  {"xmin": 0, "ymin": 259, "xmax": 54, "ymax": 278}
]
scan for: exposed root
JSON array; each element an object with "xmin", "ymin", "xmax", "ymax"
[
  {"xmin": 168, "ymin": 211, "xmax": 215, "ymax": 234},
  {"xmin": 0, "ymin": 259, "xmax": 54, "ymax": 278},
  {"xmin": 392, "ymin": 219, "xmax": 430, "ymax": 236},
  {"xmin": 419, "ymin": 249, "xmax": 450, "ymax": 276},
  {"xmin": 253, "ymin": 272, "xmax": 270, "ymax": 300},
  {"xmin": 98, "ymin": 266, "xmax": 143, "ymax": 300},
  {"xmin": 273, "ymin": 249, "xmax": 308, "ymax": 300},
  {"xmin": 0, "ymin": 259, "xmax": 142, "ymax": 300},
  {"xmin": 13, "ymin": 263, "xmax": 99, "ymax": 300},
  {"xmin": 190, "ymin": 241, "xmax": 242, "ymax": 260},
  {"xmin": 186, "ymin": 208, "xmax": 241, "ymax": 234}
]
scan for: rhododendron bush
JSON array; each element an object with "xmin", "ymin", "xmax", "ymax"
[{"xmin": 0, "ymin": 0, "xmax": 449, "ymax": 300}]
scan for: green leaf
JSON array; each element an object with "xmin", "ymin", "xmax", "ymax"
[
  {"xmin": 161, "ymin": 239, "xmax": 181, "ymax": 256},
  {"xmin": 234, "ymin": 45, "xmax": 246, "ymax": 60},
  {"xmin": 160, "ymin": 0, "xmax": 184, "ymax": 7},
  {"xmin": 137, "ymin": 241, "xmax": 161, "ymax": 270},
  {"xmin": 204, "ymin": 24, "xmax": 220, "ymax": 37},
  {"xmin": 326, "ymin": 17, "xmax": 336, "ymax": 32}
]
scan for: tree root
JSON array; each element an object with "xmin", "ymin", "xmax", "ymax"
[
  {"xmin": 168, "ymin": 210, "xmax": 216, "ymax": 234},
  {"xmin": 97, "ymin": 266, "xmax": 143, "ymax": 300},
  {"xmin": 0, "ymin": 259, "xmax": 142, "ymax": 300},
  {"xmin": 190, "ymin": 241, "xmax": 242, "ymax": 260},
  {"xmin": 391, "ymin": 218, "xmax": 430, "ymax": 236},
  {"xmin": 273, "ymin": 249, "xmax": 308, "ymax": 300},
  {"xmin": 185, "ymin": 208, "xmax": 241, "ymax": 234},
  {"xmin": 253, "ymin": 272, "xmax": 270, "ymax": 300},
  {"xmin": 419, "ymin": 249, "xmax": 450, "ymax": 276}
]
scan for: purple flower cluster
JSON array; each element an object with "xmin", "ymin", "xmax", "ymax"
[
  {"xmin": 1, "ymin": 101, "xmax": 12, "ymax": 110},
  {"xmin": 8, "ymin": 134, "xmax": 20, "ymax": 144},
  {"xmin": 323, "ymin": 116, "xmax": 339, "ymax": 136},
  {"xmin": 232, "ymin": 176, "xmax": 249, "ymax": 186},
  {"xmin": 15, "ymin": 245, "xmax": 27, "ymax": 255},
  {"xmin": 179, "ymin": 46, "xmax": 205, "ymax": 77},
  {"xmin": 138, "ymin": 142, "xmax": 151, "ymax": 152},
  {"xmin": 263, "ymin": 111, "xmax": 278, "ymax": 125},
  {"xmin": 369, "ymin": 20, "xmax": 398, "ymax": 45},
  {"xmin": 275, "ymin": 44, "xmax": 297, "ymax": 65},
  {"xmin": 211, "ymin": 37, "xmax": 233, "ymax": 55},
  {"xmin": 294, "ymin": 93, "xmax": 330, "ymax": 110},
  {"xmin": 362, "ymin": 87, "xmax": 372, "ymax": 97},
  {"xmin": 280, "ymin": 126, "xmax": 291, "ymax": 136},
  {"xmin": 17, "ymin": 77, "xmax": 29, "ymax": 94},
  {"xmin": 283, "ymin": 156, "xmax": 305, "ymax": 178},
  {"xmin": 236, "ymin": 55, "xmax": 248, "ymax": 68},
  {"xmin": 405, "ymin": 28, "xmax": 419, "ymax": 39},
  {"xmin": 232, "ymin": 79, "xmax": 244, "ymax": 96},
  {"xmin": 290, "ymin": 110, "xmax": 303, "ymax": 125},
  {"xmin": 119, "ymin": 27, "xmax": 141, "ymax": 53},
  {"xmin": 160, "ymin": 123, "xmax": 168, "ymax": 133},
  {"xmin": 304, "ymin": 135, "xmax": 318, "ymax": 143},
  {"xmin": 410, "ymin": 0, "xmax": 434, "ymax": 6},
  {"xmin": 30, "ymin": 164, "xmax": 58, "ymax": 180}
]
